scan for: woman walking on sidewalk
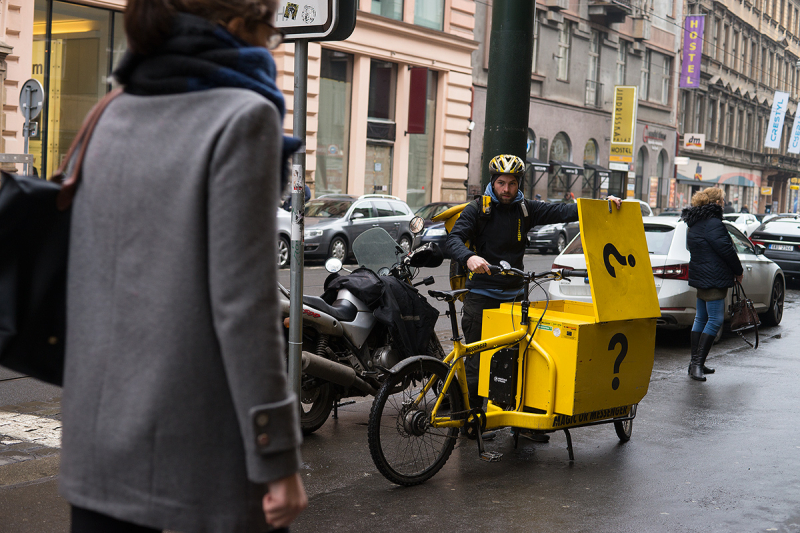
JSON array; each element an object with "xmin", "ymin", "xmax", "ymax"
[
  {"xmin": 59, "ymin": 0, "xmax": 307, "ymax": 531},
  {"xmin": 681, "ymin": 187, "xmax": 743, "ymax": 382}
]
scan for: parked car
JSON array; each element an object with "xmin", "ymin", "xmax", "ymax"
[
  {"xmin": 526, "ymin": 221, "xmax": 580, "ymax": 254},
  {"xmin": 410, "ymin": 202, "xmax": 463, "ymax": 258},
  {"xmin": 302, "ymin": 194, "xmax": 416, "ymax": 261},
  {"xmin": 624, "ymin": 198, "xmax": 654, "ymax": 217},
  {"xmin": 722, "ymin": 212, "xmax": 762, "ymax": 236},
  {"xmin": 548, "ymin": 218, "xmax": 785, "ymax": 331},
  {"xmin": 277, "ymin": 208, "xmax": 291, "ymax": 268},
  {"xmin": 750, "ymin": 216, "xmax": 800, "ymax": 279},
  {"xmin": 414, "ymin": 201, "xmax": 461, "ymax": 221}
]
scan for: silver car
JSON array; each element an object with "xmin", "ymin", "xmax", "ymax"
[
  {"xmin": 548, "ymin": 217, "xmax": 785, "ymax": 331},
  {"xmin": 302, "ymin": 194, "xmax": 416, "ymax": 261}
]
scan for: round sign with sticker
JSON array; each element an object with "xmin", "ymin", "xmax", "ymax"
[{"xmin": 553, "ymin": 327, "xmax": 561, "ymax": 338}]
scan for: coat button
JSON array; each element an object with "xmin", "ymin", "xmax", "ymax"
[
  {"xmin": 256, "ymin": 413, "xmax": 269, "ymax": 427},
  {"xmin": 257, "ymin": 433, "xmax": 270, "ymax": 447}
]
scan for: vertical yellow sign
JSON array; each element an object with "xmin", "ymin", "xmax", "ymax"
[{"xmin": 609, "ymin": 86, "xmax": 638, "ymax": 167}]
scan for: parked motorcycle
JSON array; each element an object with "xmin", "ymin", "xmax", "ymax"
[{"xmin": 279, "ymin": 220, "xmax": 445, "ymax": 435}]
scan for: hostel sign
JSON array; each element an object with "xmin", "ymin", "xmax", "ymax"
[
  {"xmin": 609, "ymin": 86, "xmax": 638, "ymax": 170},
  {"xmin": 679, "ymin": 15, "xmax": 705, "ymax": 88}
]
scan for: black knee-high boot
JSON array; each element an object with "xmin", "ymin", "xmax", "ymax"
[
  {"xmin": 690, "ymin": 333, "xmax": 716, "ymax": 382},
  {"xmin": 688, "ymin": 330, "xmax": 715, "ymax": 375}
]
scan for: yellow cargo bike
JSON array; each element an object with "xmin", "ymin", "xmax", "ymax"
[{"xmin": 366, "ymin": 199, "xmax": 662, "ymax": 486}]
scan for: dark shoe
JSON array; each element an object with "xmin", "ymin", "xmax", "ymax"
[
  {"xmin": 689, "ymin": 363, "xmax": 706, "ymax": 381},
  {"xmin": 520, "ymin": 429, "xmax": 550, "ymax": 443},
  {"xmin": 481, "ymin": 431, "xmax": 497, "ymax": 441},
  {"xmin": 688, "ymin": 330, "xmax": 715, "ymax": 375}
]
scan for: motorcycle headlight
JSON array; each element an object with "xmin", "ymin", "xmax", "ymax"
[
  {"xmin": 424, "ymin": 228, "xmax": 447, "ymax": 237},
  {"xmin": 304, "ymin": 229, "xmax": 323, "ymax": 238}
]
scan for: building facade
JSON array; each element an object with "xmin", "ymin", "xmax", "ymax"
[
  {"xmin": 470, "ymin": 0, "xmax": 682, "ymax": 213},
  {"xmin": 677, "ymin": 0, "xmax": 800, "ymax": 214},
  {"xmin": 2, "ymin": 0, "xmax": 477, "ymax": 210}
]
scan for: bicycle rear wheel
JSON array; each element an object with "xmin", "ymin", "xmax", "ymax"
[{"xmin": 368, "ymin": 358, "xmax": 462, "ymax": 486}]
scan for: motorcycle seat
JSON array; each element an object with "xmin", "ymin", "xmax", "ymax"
[
  {"xmin": 302, "ymin": 295, "xmax": 359, "ymax": 322},
  {"xmin": 428, "ymin": 288, "xmax": 470, "ymax": 302}
]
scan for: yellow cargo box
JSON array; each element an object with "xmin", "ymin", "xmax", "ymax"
[{"xmin": 476, "ymin": 199, "xmax": 660, "ymax": 424}]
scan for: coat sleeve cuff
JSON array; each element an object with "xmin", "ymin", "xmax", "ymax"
[{"xmin": 250, "ymin": 394, "xmax": 302, "ymax": 456}]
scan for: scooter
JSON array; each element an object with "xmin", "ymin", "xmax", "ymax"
[{"xmin": 279, "ymin": 219, "xmax": 445, "ymax": 435}]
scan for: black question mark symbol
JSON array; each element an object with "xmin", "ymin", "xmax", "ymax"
[
  {"xmin": 603, "ymin": 243, "xmax": 636, "ymax": 278},
  {"xmin": 608, "ymin": 333, "xmax": 628, "ymax": 390}
]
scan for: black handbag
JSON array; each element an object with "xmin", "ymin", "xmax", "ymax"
[
  {"xmin": 0, "ymin": 89, "xmax": 121, "ymax": 385},
  {"xmin": 729, "ymin": 280, "xmax": 760, "ymax": 349}
]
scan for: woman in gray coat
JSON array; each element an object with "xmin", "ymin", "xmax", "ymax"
[{"xmin": 60, "ymin": 0, "xmax": 307, "ymax": 531}]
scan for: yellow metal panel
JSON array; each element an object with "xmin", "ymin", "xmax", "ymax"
[{"xmin": 578, "ymin": 198, "xmax": 660, "ymax": 322}]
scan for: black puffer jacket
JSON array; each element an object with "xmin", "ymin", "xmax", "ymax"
[
  {"xmin": 446, "ymin": 198, "xmax": 578, "ymax": 291},
  {"xmin": 681, "ymin": 203, "xmax": 743, "ymax": 289}
]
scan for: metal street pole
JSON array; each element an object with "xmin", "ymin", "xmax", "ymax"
[
  {"xmin": 288, "ymin": 40, "xmax": 308, "ymax": 397},
  {"xmin": 481, "ymin": 0, "xmax": 535, "ymax": 189}
]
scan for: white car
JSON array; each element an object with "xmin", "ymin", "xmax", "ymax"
[
  {"xmin": 722, "ymin": 213, "xmax": 761, "ymax": 236},
  {"xmin": 623, "ymin": 198, "xmax": 654, "ymax": 217},
  {"xmin": 549, "ymin": 217, "xmax": 785, "ymax": 331}
]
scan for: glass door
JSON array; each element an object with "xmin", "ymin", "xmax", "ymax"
[{"xmin": 365, "ymin": 143, "xmax": 393, "ymax": 195}]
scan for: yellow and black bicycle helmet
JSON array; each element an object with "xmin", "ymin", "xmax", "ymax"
[{"xmin": 488, "ymin": 154, "xmax": 525, "ymax": 176}]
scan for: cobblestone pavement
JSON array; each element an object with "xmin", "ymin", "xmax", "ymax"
[{"xmin": 0, "ymin": 398, "xmax": 62, "ymax": 467}]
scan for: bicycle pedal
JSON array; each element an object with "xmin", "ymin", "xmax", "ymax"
[{"xmin": 479, "ymin": 451, "xmax": 503, "ymax": 462}]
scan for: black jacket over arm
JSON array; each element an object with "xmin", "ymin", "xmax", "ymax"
[
  {"xmin": 446, "ymin": 198, "xmax": 578, "ymax": 291},
  {"xmin": 682, "ymin": 203, "xmax": 743, "ymax": 289}
]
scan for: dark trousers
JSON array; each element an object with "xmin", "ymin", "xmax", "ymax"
[
  {"xmin": 71, "ymin": 506, "xmax": 161, "ymax": 533},
  {"xmin": 461, "ymin": 292, "xmax": 505, "ymax": 406}
]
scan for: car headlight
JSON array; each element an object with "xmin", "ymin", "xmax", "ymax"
[
  {"xmin": 304, "ymin": 229, "xmax": 323, "ymax": 238},
  {"xmin": 535, "ymin": 224, "xmax": 561, "ymax": 234},
  {"xmin": 424, "ymin": 228, "xmax": 447, "ymax": 237}
]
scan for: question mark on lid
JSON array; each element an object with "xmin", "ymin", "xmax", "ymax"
[
  {"xmin": 608, "ymin": 333, "xmax": 628, "ymax": 390},
  {"xmin": 603, "ymin": 243, "xmax": 636, "ymax": 278}
]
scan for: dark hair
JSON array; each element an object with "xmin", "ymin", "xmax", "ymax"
[{"xmin": 125, "ymin": 0, "xmax": 277, "ymax": 55}]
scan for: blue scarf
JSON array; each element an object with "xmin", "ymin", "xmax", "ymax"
[{"xmin": 114, "ymin": 14, "xmax": 302, "ymax": 180}]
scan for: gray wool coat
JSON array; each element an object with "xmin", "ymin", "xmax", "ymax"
[{"xmin": 60, "ymin": 89, "xmax": 301, "ymax": 532}]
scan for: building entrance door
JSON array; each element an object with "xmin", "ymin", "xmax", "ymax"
[{"xmin": 365, "ymin": 143, "xmax": 393, "ymax": 195}]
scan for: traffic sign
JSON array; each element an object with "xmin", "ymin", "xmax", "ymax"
[
  {"xmin": 19, "ymin": 79, "xmax": 44, "ymax": 121},
  {"xmin": 276, "ymin": 0, "xmax": 357, "ymax": 42}
]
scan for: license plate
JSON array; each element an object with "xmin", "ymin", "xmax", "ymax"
[{"xmin": 769, "ymin": 244, "xmax": 794, "ymax": 251}]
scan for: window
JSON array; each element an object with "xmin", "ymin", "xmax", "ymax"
[
  {"xmin": 738, "ymin": 109, "xmax": 745, "ymax": 148},
  {"xmin": 368, "ymin": 60, "xmax": 397, "ymax": 120},
  {"xmin": 406, "ymin": 70, "xmax": 438, "ymax": 208},
  {"xmin": 750, "ymin": 40, "xmax": 757, "ymax": 78},
  {"xmin": 711, "ymin": 17, "xmax": 719, "ymax": 60},
  {"xmin": 724, "ymin": 25, "xmax": 730, "ymax": 66},
  {"xmin": 581, "ymin": 139, "xmax": 598, "ymax": 198},
  {"xmin": 557, "ymin": 21, "xmax": 571, "ymax": 81},
  {"xmin": 547, "ymin": 132, "xmax": 573, "ymax": 199},
  {"xmin": 634, "ymin": 146, "xmax": 648, "ymax": 200},
  {"xmin": 695, "ymin": 95, "xmax": 704, "ymax": 133},
  {"xmin": 532, "ymin": 15, "xmax": 540, "ymax": 74},
  {"xmin": 741, "ymin": 34, "xmax": 748, "ymax": 73},
  {"xmin": 32, "ymin": 0, "xmax": 124, "ymax": 179},
  {"xmin": 716, "ymin": 18, "xmax": 724, "ymax": 61},
  {"xmin": 617, "ymin": 41, "xmax": 628, "ymax": 85},
  {"xmin": 317, "ymin": 49, "xmax": 354, "ymax": 196},
  {"xmin": 761, "ymin": 48, "xmax": 767, "ymax": 83},
  {"xmin": 640, "ymin": 49, "xmax": 651, "ymax": 100},
  {"xmin": 586, "ymin": 30, "xmax": 600, "ymax": 107},
  {"xmin": 680, "ymin": 91, "xmax": 688, "ymax": 134},
  {"xmin": 726, "ymin": 105, "xmax": 735, "ymax": 145},
  {"xmin": 371, "ymin": 0, "xmax": 403, "ymax": 21},
  {"xmin": 707, "ymin": 99, "xmax": 717, "ymax": 140},
  {"xmin": 661, "ymin": 56, "xmax": 672, "ymax": 106},
  {"xmin": 781, "ymin": 0, "xmax": 786, "ymax": 25},
  {"xmin": 745, "ymin": 112, "xmax": 753, "ymax": 150},
  {"xmin": 415, "ymin": 0, "xmax": 444, "ymax": 30},
  {"xmin": 373, "ymin": 200, "xmax": 394, "ymax": 217},
  {"xmin": 732, "ymin": 30, "xmax": 739, "ymax": 70}
]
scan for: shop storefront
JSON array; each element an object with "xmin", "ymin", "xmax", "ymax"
[
  {"xmin": 30, "ymin": 0, "xmax": 125, "ymax": 179},
  {"xmin": 674, "ymin": 158, "xmax": 760, "ymax": 213}
]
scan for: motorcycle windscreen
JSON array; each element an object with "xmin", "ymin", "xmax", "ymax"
[{"xmin": 353, "ymin": 228, "xmax": 403, "ymax": 274}]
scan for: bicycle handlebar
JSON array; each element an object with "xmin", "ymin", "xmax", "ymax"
[{"xmin": 487, "ymin": 264, "xmax": 588, "ymax": 281}]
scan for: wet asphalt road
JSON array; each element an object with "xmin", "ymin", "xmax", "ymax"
[{"xmin": 1, "ymin": 255, "xmax": 798, "ymax": 532}]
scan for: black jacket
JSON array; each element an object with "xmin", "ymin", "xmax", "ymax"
[
  {"xmin": 681, "ymin": 203, "xmax": 743, "ymax": 290},
  {"xmin": 446, "ymin": 198, "xmax": 578, "ymax": 291}
]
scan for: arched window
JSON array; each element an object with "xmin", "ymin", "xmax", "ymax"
[
  {"xmin": 548, "ymin": 132, "xmax": 573, "ymax": 200},
  {"xmin": 526, "ymin": 128, "xmax": 537, "ymax": 160},
  {"xmin": 582, "ymin": 139, "xmax": 599, "ymax": 198}
]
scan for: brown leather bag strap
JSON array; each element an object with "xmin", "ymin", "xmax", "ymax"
[{"xmin": 55, "ymin": 87, "xmax": 124, "ymax": 210}]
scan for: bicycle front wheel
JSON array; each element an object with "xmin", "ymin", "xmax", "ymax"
[{"xmin": 367, "ymin": 358, "xmax": 463, "ymax": 486}]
